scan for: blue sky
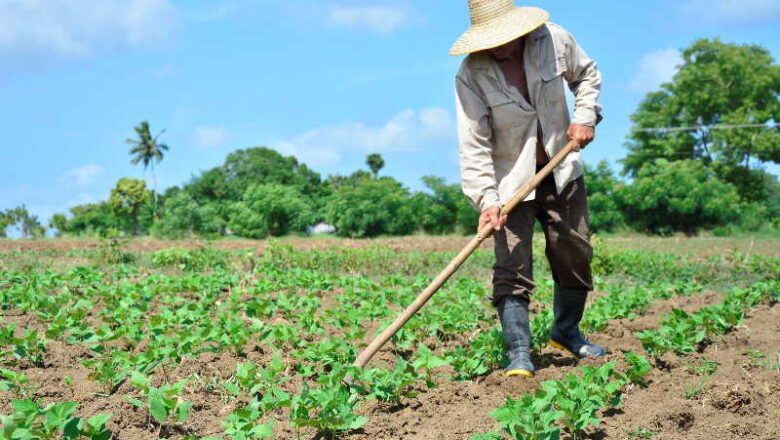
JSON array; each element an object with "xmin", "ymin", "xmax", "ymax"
[{"xmin": 1, "ymin": 0, "xmax": 779, "ymax": 227}]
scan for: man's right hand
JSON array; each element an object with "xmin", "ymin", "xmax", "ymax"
[{"xmin": 478, "ymin": 206, "xmax": 507, "ymax": 232}]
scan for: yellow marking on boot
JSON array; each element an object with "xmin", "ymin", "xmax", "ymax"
[
  {"xmin": 505, "ymin": 369, "xmax": 534, "ymax": 378},
  {"xmin": 549, "ymin": 340, "xmax": 579, "ymax": 358}
]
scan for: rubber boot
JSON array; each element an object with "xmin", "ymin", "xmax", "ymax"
[
  {"xmin": 549, "ymin": 285, "xmax": 606, "ymax": 358},
  {"xmin": 497, "ymin": 296, "xmax": 535, "ymax": 377}
]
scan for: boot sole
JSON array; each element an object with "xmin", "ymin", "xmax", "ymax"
[
  {"xmin": 505, "ymin": 369, "xmax": 534, "ymax": 378},
  {"xmin": 550, "ymin": 340, "xmax": 606, "ymax": 358},
  {"xmin": 549, "ymin": 340, "xmax": 581, "ymax": 358}
]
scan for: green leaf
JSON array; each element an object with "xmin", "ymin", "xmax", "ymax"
[
  {"xmin": 86, "ymin": 413, "xmax": 112, "ymax": 430},
  {"xmin": 125, "ymin": 397, "xmax": 144, "ymax": 408},
  {"xmin": 62, "ymin": 417, "xmax": 82, "ymax": 439},
  {"xmin": 176, "ymin": 402, "xmax": 192, "ymax": 423}
]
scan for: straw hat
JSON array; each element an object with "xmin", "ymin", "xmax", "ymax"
[{"xmin": 450, "ymin": 0, "xmax": 549, "ymax": 56}]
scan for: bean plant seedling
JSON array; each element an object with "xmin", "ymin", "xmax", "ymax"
[{"xmin": 0, "ymin": 242, "xmax": 776, "ymax": 439}]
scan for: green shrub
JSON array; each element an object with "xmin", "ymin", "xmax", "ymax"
[
  {"xmin": 228, "ymin": 184, "xmax": 314, "ymax": 238},
  {"xmin": 619, "ymin": 159, "xmax": 741, "ymax": 235},
  {"xmin": 324, "ymin": 177, "xmax": 415, "ymax": 237}
]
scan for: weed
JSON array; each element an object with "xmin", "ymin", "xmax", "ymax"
[
  {"xmin": 743, "ymin": 350, "xmax": 780, "ymax": 371},
  {"xmin": 624, "ymin": 425, "xmax": 655, "ymax": 439},
  {"xmin": 682, "ymin": 375, "xmax": 711, "ymax": 400},
  {"xmin": 681, "ymin": 358, "xmax": 719, "ymax": 376}
]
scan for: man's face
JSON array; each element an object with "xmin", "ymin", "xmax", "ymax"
[{"xmin": 489, "ymin": 38, "xmax": 521, "ymax": 60}]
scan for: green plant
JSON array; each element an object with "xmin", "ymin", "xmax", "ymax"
[
  {"xmin": 126, "ymin": 372, "xmax": 192, "ymax": 431},
  {"xmin": 624, "ymin": 426, "xmax": 655, "ymax": 439},
  {"xmin": 290, "ymin": 367, "xmax": 366, "ymax": 437},
  {"xmin": 681, "ymin": 358, "xmax": 719, "ymax": 376},
  {"xmin": 411, "ymin": 344, "xmax": 448, "ymax": 388},
  {"xmin": 542, "ymin": 362, "xmax": 625, "ymax": 440},
  {"xmin": 221, "ymin": 399, "xmax": 275, "ymax": 440},
  {"xmin": 743, "ymin": 350, "xmax": 780, "ymax": 371},
  {"xmin": 96, "ymin": 230, "xmax": 135, "ymax": 264},
  {"xmin": 682, "ymin": 375, "xmax": 711, "ymax": 400},
  {"xmin": 445, "ymin": 327, "xmax": 505, "ymax": 380},
  {"xmin": 150, "ymin": 245, "xmax": 230, "ymax": 272},
  {"xmin": 0, "ymin": 400, "xmax": 112, "ymax": 440},
  {"xmin": 624, "ymin": 351, "xmax": 653, "ymax": 387},
  {"xmin": 363, "ymin": 358, "xmax": 421, "ymax": 406},
  {"xmin": 487, "ymin": 391, "xmax": 563, "ymax": 440},
  {"xmin": 1, "ymin": 326, "xmax": 47, "ymax": 367},
  {"xmin": 0, "ymin": 368, "xmax": 35, "ymax": 399}
]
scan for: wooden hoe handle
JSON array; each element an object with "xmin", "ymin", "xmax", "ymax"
[{"xmin": 352, "ymin": 142, "xmax": 578, "ymax": 369}]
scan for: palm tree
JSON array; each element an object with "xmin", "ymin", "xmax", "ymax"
[
  {"xmin": 366, "ymin": 153, "xmax": 385, "ymax": 178},
  {"xmin": 127, "ymin": 120, "xmax": 169, "ymax": 216}
]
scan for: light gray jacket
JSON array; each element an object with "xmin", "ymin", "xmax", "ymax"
[{"xmin": 455, "ymin": 22, "xmax": 602, "ymax": 212}]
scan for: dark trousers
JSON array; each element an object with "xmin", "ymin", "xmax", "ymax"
[{"xmin": 490, "ymin": 172, "xmax": 593, "ymax": 307}]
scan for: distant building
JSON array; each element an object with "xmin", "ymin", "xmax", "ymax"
[{"xmin": 309, "ymin": 222, "xmax": 336, "ymax": 235}]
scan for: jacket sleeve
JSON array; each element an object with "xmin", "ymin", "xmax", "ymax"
[
  {"xmin": 456, "ymin": 75, "xmax": 501, "ymax": 212},
  {"xmin": 561, "ymin": 29, "xmax": 602, "ymax": 127}
]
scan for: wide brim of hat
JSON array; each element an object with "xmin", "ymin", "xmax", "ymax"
[{"xmin": 450, "ymin": 7, "xmax": 549, "ymax": 56}]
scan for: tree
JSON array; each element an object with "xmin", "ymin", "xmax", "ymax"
[
  {"xmin": 366, "ymin": 153, "xmax": 385, "ymax": 178},
  {"xmin": 618, "ymin": 159, "xmax": 741, "ymax": 235},
  {"xmin": 220, "ymin": 147, "xmax": 323, "ymax": 200},
  {"xmin": 583, "ymin": 161, "xmax": 625, "ymax": 233},
  {"xmin": 4, "ymin": 206, "xmax": 45, "ymax": 238},
  {"xmin": 326, "ymin": 170, "xmax": 372, "ymax": 190},
  {"xmin": 323, "ymin": 177, "xmax": 415, "ymax": 238},
  {"xmin": 127, "ymin": 120, "xmax": 169, "ymax": 214},
  {"xmin": 624, "ymin": 39, "xmax": 780, "ymax": 202},
  {"xmin": 408, "ymin": 176, "xmax": 476, "ymax": 235},
  {"xmin": 227, "ymin": 184, "xmax": 314, "ymax": 238},
  {"xmin": 151, "ymin": 191, "xmax": 227, "ymax": 238},
  {"xmin": 108, "ymin": 178, "xmax": 152, "ymax": 235},
  {"xmin": 49, "ymin": 214, "xmax": 68, "ymax": 237},
  {"xmin": 0, "ymin": 211, "xmax": 13, "ymax": 238},
  {"xmin": 61, "ymin": 203, "xmax": 122, "ymax": 235}
]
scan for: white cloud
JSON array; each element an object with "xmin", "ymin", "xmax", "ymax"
[
  {"xmin": 680, "ymin": 0, "xmax": 780, "ymax": 25},
  {"xmin": 0, "ymin": 0, "xmax": 179, "ymax": 59},
  {"xmin": 629, "ymin": 48, "xmax": 682, "ymax": 93},
  {"xmin": 326, "ymin": 5, "xmax": 411, "ymax": 34},
  {"xmin": 193, "ymin": 125, "xmax": 232, "ymax": 149},
  {"xmin": 61, "ymin": 164, "xmax": 104, "ymax": 186},
  {"xmin": 273, "ymin": 107, "xmax": 455, "ymax": 168},
  {"xmin": 186, "ymin": 2, "xmax": 241, "ymax": 24}
]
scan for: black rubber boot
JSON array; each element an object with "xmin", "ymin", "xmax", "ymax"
[
  {"xmin": 549, "ymin": 285, "xmax": 606, "ymax": 358},
  {"xmin": 497, "ymin": 296, "xmax": 535, "ymax": 377}
]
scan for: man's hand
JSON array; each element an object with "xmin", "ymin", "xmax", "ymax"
[
  {"xmin": 567, "ymin": 124, "xmax": 595, "ymax": 152},
  {"xmin": 478, "ymin": 206, "xmax": 507, "ymax": 232}
]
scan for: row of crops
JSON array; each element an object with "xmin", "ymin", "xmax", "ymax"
[{"xmin": 0, "ymin": 240, "xmax": 777, "ymax": 439}]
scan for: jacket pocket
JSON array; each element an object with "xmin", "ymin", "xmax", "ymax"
[
  {"xmin": 485, "ymin": 91, "xmax": 517, "ymax": 131},
  {"xmin": 541, "ymin": 55, "xmax": 567, "ymax": 81},
  {"xmin": 541, "ymin": 56, "xmax": 567, "ymax": 110},
  {"xmin": 484, "ymin": 91, "xmax": 534, "ymax": 161}
]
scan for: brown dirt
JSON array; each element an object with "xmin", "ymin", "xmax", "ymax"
[
  {"xmin": 1, "ymin": 243, "xmax": 777, "ymax": 440},
  {"xmin": 598, "ymin": 302, "xmax": 780, "ymax": 440},
  {"xmin": 3, "ymin": 292, "xmax": 777, "ymax": 440}
]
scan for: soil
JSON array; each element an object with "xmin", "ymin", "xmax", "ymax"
[
  {"xmin": 2, "ymin": 286, "xmax": 776, "ymax": 440},
  {"xmin": 347, "ymin": 291, "xmax": 780, "ymax": 440}
]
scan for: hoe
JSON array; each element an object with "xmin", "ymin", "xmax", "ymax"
[{"xmin": 353, "ymin": 141, "xmax": 580, "ymax": 370}]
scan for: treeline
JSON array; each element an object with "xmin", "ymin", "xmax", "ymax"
[
  {"xmin": 49, "ymin": 148, "xmax": 478, "ymax": 239},
  {"xmin": 45, "ymin": 145, "xmax": 779, "ymax": 239}
]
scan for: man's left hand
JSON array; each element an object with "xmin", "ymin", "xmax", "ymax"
[{"xmin": 567, "ymin": 124, "xmax": 595, "ymax": 152}]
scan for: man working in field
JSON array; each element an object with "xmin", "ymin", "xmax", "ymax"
[{"xmin": 452, "ymin": 0, "xmax": 604, "ymax": 377}]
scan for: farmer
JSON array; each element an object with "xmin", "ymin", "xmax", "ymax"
[{"xmin": 452, "ymin": 0, "xmax": 604, "ymax": 378}]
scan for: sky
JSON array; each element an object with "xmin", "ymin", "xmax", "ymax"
[{"xmin": 1, "ymin": 0, "xmax": 779, "ymax": 229}]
